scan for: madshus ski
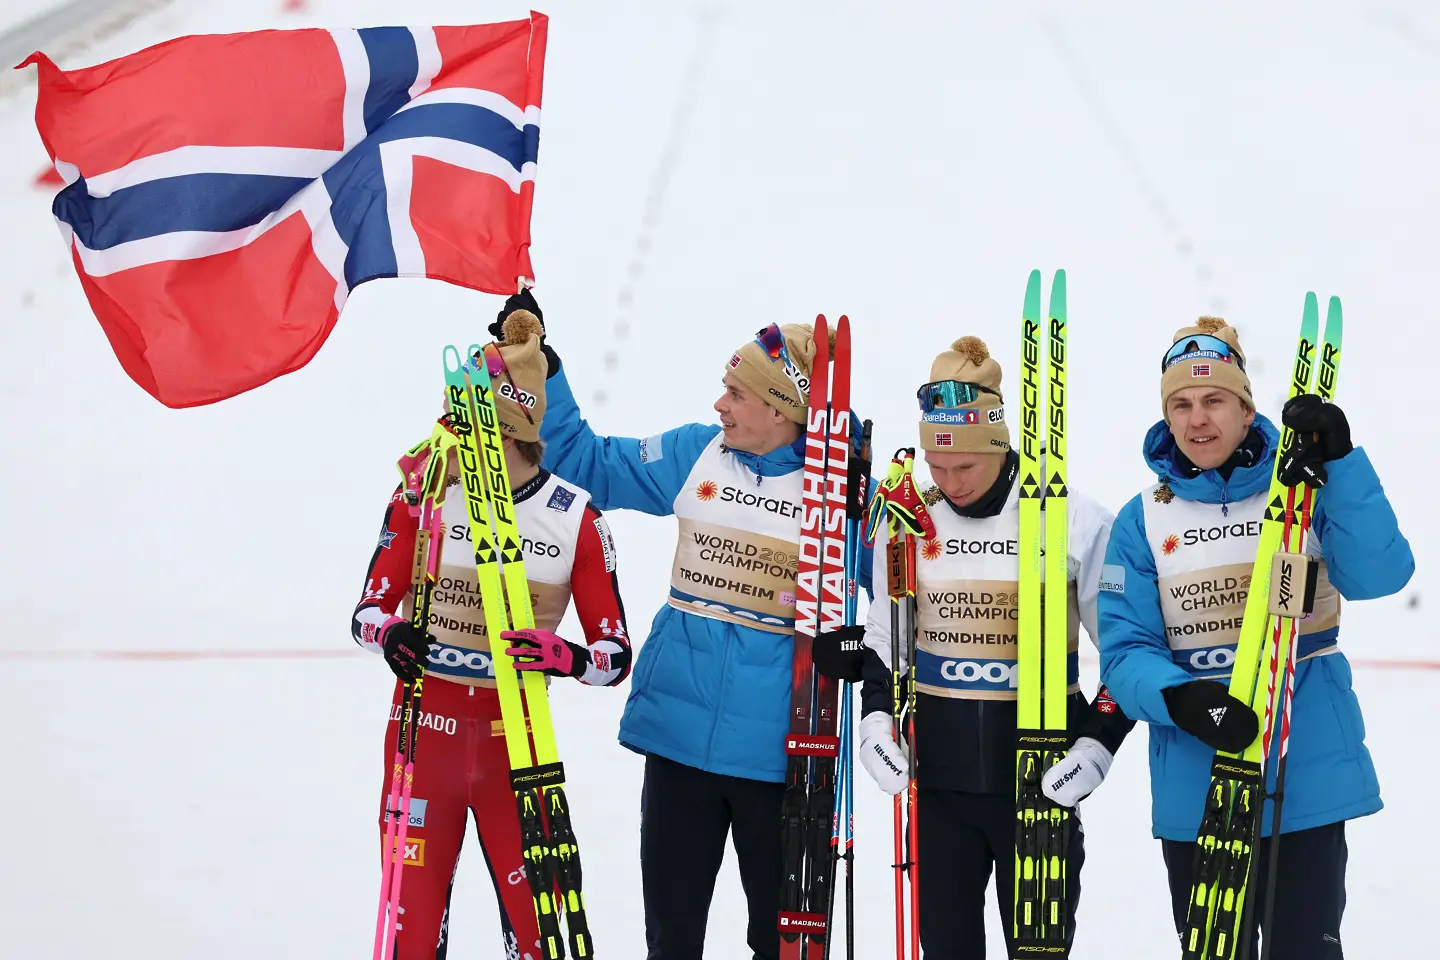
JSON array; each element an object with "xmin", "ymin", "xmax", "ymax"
[
  {"xmin": 779, "ymin": 315, "xmax": 852, "ymax": 960},
  {"xmin": 1013, "ymin": 269, "xmax": 1072, "ymax": 955},
  {"xmin": 1181, "ymin": 294, "xmax": 1343, "ymax": 960},
  {"xmin": 444, "ymin": 343, "xmax": 592, "ymax": 960}
]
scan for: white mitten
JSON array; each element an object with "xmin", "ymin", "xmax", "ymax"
[
  {"xmin": 858, "ymin": 711, "xmax": 910, "ymax": 796},
  {"xmin": 1040, "ymin": 736, "xmax": 1114, "ymax": 807}
]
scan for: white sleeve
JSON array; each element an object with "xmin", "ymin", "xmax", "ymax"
[
  {"xmin": 1067, "ymin": 490, "xmax": 1116, "ymax": 650},
  {"xmin": 862, "ymin": 521, "xmax": 902, "ymax": 674}
]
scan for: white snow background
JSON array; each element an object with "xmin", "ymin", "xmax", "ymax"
[{"xmin": 0, "ymin": 1, "xmax": 1435, "ymax": 957}]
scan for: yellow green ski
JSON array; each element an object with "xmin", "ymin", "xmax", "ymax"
[{"xmin": 443, "ymin": 343, "xmax": 591, "ymax": 959}]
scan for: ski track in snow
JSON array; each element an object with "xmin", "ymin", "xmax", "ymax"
[{"xmin": 1, "ymin": 1, "xmax": 1437, "ymax": 957}]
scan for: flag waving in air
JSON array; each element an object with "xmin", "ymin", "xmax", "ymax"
[{"xmin": 23, "ymin": 13, "xmax": 548, "ymax": 408}]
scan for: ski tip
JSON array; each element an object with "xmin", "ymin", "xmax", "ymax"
[{"xmin": 1304, "ymin": 291, "xmax": 1318, "ymax": 312}]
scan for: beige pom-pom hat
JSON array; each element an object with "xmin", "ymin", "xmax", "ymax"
[
  {"xmin": 1160, "ymin": 316, "xmax": 1253, "ymax": 420},
  {"xmin": 918, "ymin": 336, "xmax": 1010, "ymax": 454}
]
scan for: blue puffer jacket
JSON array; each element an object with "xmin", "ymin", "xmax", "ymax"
[
  {"xmin": 541, "ymin": 362, "xmax": 872, "ymax": 782},
  {"xmin": 1099, "ymin": 415, "xmax": 1413, "ymax": 841}
]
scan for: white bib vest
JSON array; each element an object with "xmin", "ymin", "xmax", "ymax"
[
  {"xmin": 912, "ymin": 485, "xmax": 1081, "ymax": 701},
  {"xmin": 411, "ymin": 474, "xmax": 589, "ymax": 686},
  {"xmin": 668, "ymin": 435, "xmax": 803, "ymax": 634},
  {"xmin": 1141, "ymin": 483, "xmax": 1341, "ymax": 679}
]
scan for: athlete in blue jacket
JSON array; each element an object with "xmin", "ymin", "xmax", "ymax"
[
  {"xmin": 492, "ymin": 291, "xmax": 870, "ymax": 960},
  {"xmin": 1099, "ymin": 316, "xmax": 1413, "ymax": 959}
]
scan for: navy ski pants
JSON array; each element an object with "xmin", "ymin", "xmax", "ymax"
[
  {"xmin": 1162, "ymin": 820, "xmax": 1347, "ymax": 959},
  {"xmin": 640, "ymin": 753, "xmax": 784, "ymax": 960},
  {"xmin": 919, "ymin": 788, "xmax": 1085, "ymax": 959}
]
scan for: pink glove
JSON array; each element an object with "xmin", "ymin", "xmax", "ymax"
[{"xmin": 503, "ymin": 629, "xmax": 586, "ymax": 679}]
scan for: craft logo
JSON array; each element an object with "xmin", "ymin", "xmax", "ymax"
[
  {"xmin": 922, "ymin": 539, "xmax": 943, "ymax": 561},
  {"xmin": 1192, "ymin": 363, "xmax": 1211, "ymax": 377},
  {"xmin": 934, "ymin": 432, "xmax": 954, "ymax": 447},
  {"xmin": 696, "ymin": 480, "xmax": 718, "ymax": 502},
  {"xmin": 546, "ymin": 486, "xmax": 575, "ymax": 512},
  {"xmin": 1162, "ymin": 534, "xmax": 1180, "ymax": 556}
]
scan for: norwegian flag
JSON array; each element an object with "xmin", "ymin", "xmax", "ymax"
[
  {"xmin": 23, "ymin": 14, "xmax": 548, "ymax": 407},
  {"xmin": 1192, "ymin": 363, "xmax": 1211, "ymax": 377}
]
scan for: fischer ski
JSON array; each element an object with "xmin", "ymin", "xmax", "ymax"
[
  {"xmin": 443, "ymin": 344, "xmax": 591, "ymax": 960},
  {"xmin": 1181, "ymin": 293, "xmax": 1343, "ymax": 960},
  {"xmin": 1014, "ymin": 268, "xmax": 1072, "ymax": 955},
  {"xmin": 374, "ymin": 421, "xmax": 454, "ymax": 960},
  {"xmin": 780, "ymin": 315, "xmax": 852, "ymax": 960}
]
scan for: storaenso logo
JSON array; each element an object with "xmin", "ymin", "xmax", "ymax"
[
  {"xmin": 1048, "ymin": 316, "xmax": 1065, "ymax": 461},
  {"xmin": 1021, "ymin": 319, "xmax": 1040, "ymax": 460},
  {"xmin": 720, "ymin": 485, "xmax": 802, "ymax": 518},
  {"xmin": 1182, "ymin": 521, "xmax": 1263, "ymax": 546},
  {"xmin": 944, "ymin": 538, "xmax": 1018, "ymax": 556}
]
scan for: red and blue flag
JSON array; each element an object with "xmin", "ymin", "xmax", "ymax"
[{"xmin": 23, "ymin": 13, "xmax": 548, "ymax": 407}]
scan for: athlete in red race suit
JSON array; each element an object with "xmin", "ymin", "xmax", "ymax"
[{"xmin": 352, "ymin": 308, "xmax": 630, "ymax": 960}]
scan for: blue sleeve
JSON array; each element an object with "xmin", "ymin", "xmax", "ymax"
[
  {"xmin": 1098, "ymin": 494, "xmax": 1194, "ymax": 726},
  {"xmin": 539, "ymin": 361, "xmax": 720, "ymax": 516},
  {"xmin": 1311, "ymin": 447, "xmax": 1414, "ymax": 601}
]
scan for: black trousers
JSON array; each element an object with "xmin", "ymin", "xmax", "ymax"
[
  {"xmin": 919, "ymin": 787, "xmax": 1085, "ymax": 959},
  {"xmin": 640, "ymin": 753, "xmax": 785, "ymax": 960},
  {"xmin": 1162, "ymin": 821, "xmax": 1347, "ymax": 960}
]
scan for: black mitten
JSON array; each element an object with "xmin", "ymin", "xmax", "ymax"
[
  {"xmin": 1162, "ymin": 680, "xmax": 1259, "ymax": 752},
  {"xmin": 813, "ymin": 625, "xmax": 866, "ymax": 683}
]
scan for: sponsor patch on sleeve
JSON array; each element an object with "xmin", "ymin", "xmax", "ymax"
[
  {"xmin": 638, "ymin": 433, "xmax": 664, "ymax": 464},
  {"xmin": 594, "ymin": 515, "xmax": 617, "ymax": 572},
  {"xmin": 1098, "ymin": 564, "xmax": 1126, "ymax": 593}
]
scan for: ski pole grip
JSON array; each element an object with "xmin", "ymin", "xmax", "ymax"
[{"xmin": 1267, "ymin": 551, "xmax": 1318, "ymax": 619}]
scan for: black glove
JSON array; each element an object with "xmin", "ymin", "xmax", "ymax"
[
  {"xmin": 1162, "ymin": 680, "xmax": 1258, "ymax": 753},
  {"xmin": 814, "ymin": 625, "xmax": 865, "ymax": 683},
  {"xmin": 382, "ymin": 621, "xmax": 431, "ymax": 682},
  {"xmin": 488, "ymin": 287, "xmax": 559, "ymax": 377},
  {"xmin": 1277, "ymin": 394, "xmax": 1352, "ymax": 488}
]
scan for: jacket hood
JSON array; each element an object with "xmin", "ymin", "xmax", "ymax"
[{"xmin": 1141, "ymin": 414, "xmax": 1279, "ymax": 505}]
